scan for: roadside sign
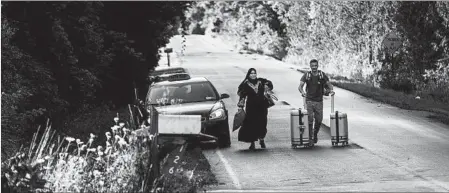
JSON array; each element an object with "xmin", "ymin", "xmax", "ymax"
[{"xmin": 382, "ymin": 32, "xmax": 402, "ymax": 55}]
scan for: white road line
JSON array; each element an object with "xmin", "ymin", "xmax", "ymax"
[
  {"xmin": 206, "ymin": 190, "xmax": 301, "ymax": 193},
  {"xmin": 216, "ymin": 149, "xmax": 242, "ymax": 190}
]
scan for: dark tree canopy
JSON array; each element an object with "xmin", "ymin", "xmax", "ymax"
[{"xmin": 1, "ymin": 1, "xmax": 191, "ymax": 157}]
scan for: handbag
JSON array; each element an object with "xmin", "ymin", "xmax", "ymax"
[
  {"xmin": 264, "ymin": 90, "xmax": 277, "ymax": 108},
  {"xmin": 233, "ymin": 108, "xmax": 246, "ymax": 131}
]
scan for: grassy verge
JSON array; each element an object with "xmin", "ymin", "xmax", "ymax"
[
  {"xmin": 295, "ymin": 68, "xmax": 449, "ymax": 125},
  {"xmin": 331, "ymin": 81, "xmax": 449, "ymax": 125}
]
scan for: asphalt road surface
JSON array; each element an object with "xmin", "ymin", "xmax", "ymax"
[{"xmin": 164, "ymin": 35, "xmax": 449, "ymax": 192}]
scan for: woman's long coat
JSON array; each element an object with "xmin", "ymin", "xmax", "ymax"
[{"xmin": 237, "ymin": 78, "xmax": 273, "ymax": 142}]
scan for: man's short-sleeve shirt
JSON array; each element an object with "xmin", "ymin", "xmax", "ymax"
[{"xmin": 300, "ymin": 71, "xmax": 329, "ymax": 102}]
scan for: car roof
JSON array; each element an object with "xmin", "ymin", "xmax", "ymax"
[
  {"xmin": 153, "ymin": 66, "xmax": 185, "ymax": 71},
  {"xmin": 152, "ymin": 77, "xmax": 210, "ymax": 86}
]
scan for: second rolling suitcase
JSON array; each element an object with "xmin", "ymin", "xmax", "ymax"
[{"xmin": 330, "ymin": 95, "xmax": 349, "ymax": 146}]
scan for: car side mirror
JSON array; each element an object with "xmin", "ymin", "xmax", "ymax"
[{"xmin": 220, "ymin": 93, "xmax": 230, "ymax": 99}]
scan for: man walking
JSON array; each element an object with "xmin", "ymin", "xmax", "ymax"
[{"xmin": 298, "ymin": 59, "xmax": 335, "ymax": 143}]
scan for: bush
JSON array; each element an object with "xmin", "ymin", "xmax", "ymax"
[{"xmin": 419, "ymin": 60, "xmax": 449, "ymax": 103}]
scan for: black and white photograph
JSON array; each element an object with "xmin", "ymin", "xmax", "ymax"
[{"xmin": 1, "ymin": 1, "xmax": 449, "ymax": 192}]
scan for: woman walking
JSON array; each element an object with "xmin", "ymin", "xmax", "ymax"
[{"xmin": 237, "ymin": 68, "xmax": 274, "ymax": 150}]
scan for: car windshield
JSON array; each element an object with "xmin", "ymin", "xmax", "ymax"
[
  {"xmin": 147, "ymin": 82, "xmax": 218, "ymax": 105},
  {"xmin": 149, "ymin": 68, "xmax": 185, "ymax": 77}
]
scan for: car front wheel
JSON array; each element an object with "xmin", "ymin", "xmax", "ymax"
[{"xmin": 217, "ymin": 119, "xmax": 231, "ymax": 148}]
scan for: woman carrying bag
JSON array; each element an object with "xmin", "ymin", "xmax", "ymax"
[{"xmin": 235, "ymin": 68, "xmax": 276, "ymax": 150}]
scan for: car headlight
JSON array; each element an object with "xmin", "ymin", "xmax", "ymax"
[
  {"xmin": 210, "ymin": 109, "xmax": 225, "ymax": 120},
  {"xmin": 209, "ymin": 102, "xmax": 226, "ymax": 120}
]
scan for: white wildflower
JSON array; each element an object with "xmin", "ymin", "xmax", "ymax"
[
  {"xmin": 65, "ymin": 137, "xmax": 75, "ymax": 143},
  {"xmin": 88, "ymin": 138, "xmax": 94, "ymax": 145},
  {"xmin": 106, "ymin": 141, "xmax": 112, "ymax": 147},
  {"xmin": 76, "ymin": 139, "xmax": 84, "ymax": 145},
  {"xmin": 118, "ymin": 138, "xmax": 128, "ymax": 146},
  {"xmin": 35, "ymin": 159, "xmax": 45, "ymax": 164},
  {"xmin": 105, "ymin": 132, "xmax": 111, "ymax": 137},
  {"xmin": 98, "ymin": 151, "xmax": 104, "ymax": 156},
  {"xmin": 105, "ymin": 147, "xmax": 112, "ymax": 154},
  {"xmin": 80, "ymin": 144, "xmax": 87, "ymax": 151},
  {"xmin": 149, "ymin": 134, "xmax": 154, "ymax": 141},
  {"xmin": 111, "ymin": 125, "xmax": 120, "ymax": 132},
  {"xmin": 90, "ymin": 133, "xmax": 96, "ymax": 139},
  {"xmin": 123, "ymin": 127, "xmax": 129, "ymax": 133},
  {"xmin": 18, "ymin": 153, "xmax": 25, "ymax": 159},
  {"xmin": 115, "ymin": 135, "xmax": 121, "ymax": 141},
  {"xmin": 93, "ymin": 170, "xmax": 101, "ymax": 177},
  {"xmin": 87, "ymin": 148, "xmax": 96, "ymax": 153},
  {"xmin": 97, "ymin": 146, "xmax": 103, "ymax": 152},
  {"xmin": 44, "ymin": 156, "xmax": 51, "ymax": 160},
  {"xmin": 25, "ymin": 173, "xmax": 31, "ymax": 180},
  {"xmin": 114, "ymin": 117, "xmax": 119, "ymax": 123},
  {"xmin": 119, "ymin": 122, "xmax": 125, "ymax": 128}
]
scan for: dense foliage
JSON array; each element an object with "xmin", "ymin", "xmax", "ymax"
[
  {"xmin": 1, "ymin": 1, "xmax": 191, "ymax": 158},
  {"xmin": 185, "ymin": 1, "xmax": 448, "ymax": 97}
]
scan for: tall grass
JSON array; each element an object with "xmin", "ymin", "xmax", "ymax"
[{"xmin": 1, "ymin": 113, "xmax": 154, "ymax": 193}]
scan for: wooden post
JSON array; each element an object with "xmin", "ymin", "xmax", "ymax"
[{"xmin": 148, "ymin": 105, "xmax": 160, "ymax": 191}]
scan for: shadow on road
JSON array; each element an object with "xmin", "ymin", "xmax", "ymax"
[{"xmin": 236, "ymin": 149, "xmax": 269, "ymax": 154}]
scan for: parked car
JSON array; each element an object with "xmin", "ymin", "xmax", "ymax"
[
  {"xmin": 145, "ymin": 74, "xmax": 231, "ymax": 148},
  {"xmin": 148, "ymin": 66, "xmax": 189, "ymax": 83}
]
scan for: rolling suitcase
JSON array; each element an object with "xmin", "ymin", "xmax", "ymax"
[
  {"xmin": 330, "ymin": 95, "xmax": 349, "ymax": 146},
  {"xmin": 290, "ymin": 97, "xmax": 314, "ymax": 148}
]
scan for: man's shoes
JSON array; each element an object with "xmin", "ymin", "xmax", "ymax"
[
  {"xmin": 260, "ymin": 139, "xmax": 266, "ymax": 149},
  {"xmin": 249, "ymin": 142, "xmax": 255, "ymax": 150}
]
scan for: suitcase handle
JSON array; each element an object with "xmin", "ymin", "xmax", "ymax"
[
  {"xmin": 331, "ymin": 94, "xmax": 334, "ymax": 113},
  {"xmin": 298, "ymin": 108, "xmax": 303, "ymax": 144}
]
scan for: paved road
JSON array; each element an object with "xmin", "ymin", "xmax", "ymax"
[{"xmin": 165, "ymin": 35, "xmax": 449, "ymax": 192}]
